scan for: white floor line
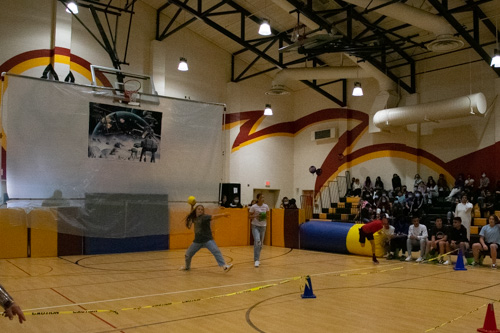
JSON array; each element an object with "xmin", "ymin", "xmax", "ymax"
[{"xmin": 24, "ymin": 262, "xmax": 403, "ymax": 312}]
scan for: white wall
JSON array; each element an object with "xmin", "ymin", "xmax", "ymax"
[{"xmin": 1, "ymin": 0, "xmax": 499, "ymax": 207}]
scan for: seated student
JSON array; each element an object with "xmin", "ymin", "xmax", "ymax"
[
  {"xmin": 358, "ymin": 216, "xmax": 385, "ymax": 264},
  {"xmin": 471, "ymin": 215, "xmax": 500, "ymax": 269},
  {"xmin": 379, "ymin": 215, "xmax": 395, "ymax": 257},
  {"xmin": 387, "ymin": 206, "xmax": 408, "ymax": 259},
  {"xmin": 280, "ymin": 197, "xmax": 290, "ymax": 209},
  {"xmin": 288, "ymin": 198, "xmax": 298, "ymax": 209},
  {"xmin": 220, "ymin": 195, "xmax": 230, "ymax": 208},
  {"xmin": 405, "ymin": 216, "xmax": 428, "ymax": 262},
  {"xmin": 229, "ymin": 196, "xmax": 243, "ymax": 208},
  {"xmin": 479, "ymin": 190, "xmax": 495, "ymax": 218},
  {"xmin": 352, "ymin": 178, "xmax": 362, "ymax": 197},
  {"xmin": 425, "ymin": 217, "xmax": 448, "ymax": 259},
  {"xmin": 442, "ymin": 216, "xmax": 469, "ymax": 265}
]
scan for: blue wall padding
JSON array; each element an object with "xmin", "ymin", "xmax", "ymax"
[
  {"xmin": 84, "ymin": 235, "xmax": 169, "ymax": 255},
  {"xmin": 300, "ymin": 220, "xmax": 354, "ymax": 254}
]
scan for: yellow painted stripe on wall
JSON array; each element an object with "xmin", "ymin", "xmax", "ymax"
[
  {"xmin": 54, "ymin": 54, "xmax": 70, "ymax": 65},
  {"xmin": 231, "ymin": 132, "xmax": 294, "ymax": 152}
]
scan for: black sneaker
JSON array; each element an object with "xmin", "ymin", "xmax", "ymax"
[
  {"xmin": 387, "ymin": 253, "xmax": 394, "ymax": 260},
  {"xmin": 372, "ymin": 255, "xmax": 379, "ymax": 264}
]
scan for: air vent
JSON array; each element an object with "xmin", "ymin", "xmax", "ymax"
[
  {"xmin": 266, "ymin": 84, "xmax": 290, "ymax": 95},
  {"xmin": 311, "ymin": 128, "xmax": 336, "ymax": 141},
  {"xmin": 427, "ymin": 35, "xmax": 464, "ymax": 52}
]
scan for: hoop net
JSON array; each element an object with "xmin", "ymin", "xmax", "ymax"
[{"xmin": 123, "ymin": 79, "xmax": 142, "ymax": 105}]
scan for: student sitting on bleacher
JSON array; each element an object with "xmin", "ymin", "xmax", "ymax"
[
  {"xmin": 442, "ymin": 216, "xmax": 469, "ymax": 265},
  {"xmin": 425, "ymin": 217, "xmax": 448, "ymax": 259},
  {"xmin": 405, "ymin": 216, "xmax": 428, "ymax": 262},
  {"xmin": 470, "ymin": 215, "xmax": 500, "ymax": 269}
]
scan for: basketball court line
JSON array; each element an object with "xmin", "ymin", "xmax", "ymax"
[{"xmin": 23, "ymin": 262, "xmax": 404, "ymax": 312}]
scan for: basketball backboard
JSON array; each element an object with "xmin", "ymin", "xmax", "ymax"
[{"xmin": 90, "ymin": 65, "xmax": 159, "ymax": 106}]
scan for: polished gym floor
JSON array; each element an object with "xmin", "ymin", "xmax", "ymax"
[{"xmin": 1, "ymin": 246, "xmax": 499, "ymax": 332}]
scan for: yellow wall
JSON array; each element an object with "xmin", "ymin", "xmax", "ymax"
[
  {"xmin": 271, "ymin": 209, "xmax": 285, "ymax": 247},
  {"xmin": 169, "ymin": 205, "xmax": 251, "ymax": 249},
  {"xmin": 28, "ymin": 208, "xmax": 58, "ymax": 257},
  {"xmin": 0, "ymin": 208, "xmax": 28, "ymax": 258},
  {"xmin": 213, "ymin": 208, "xmax": 250, "ymax": 247}
]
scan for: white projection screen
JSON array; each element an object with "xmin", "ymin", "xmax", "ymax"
[{"xmin": 2, "ymin": 74, "xmax": 224, "ymax": 205}]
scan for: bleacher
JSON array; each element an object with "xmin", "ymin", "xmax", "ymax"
[{"xmin": 313, "ymin": 196, "xmax": 360, "ymax": 222}]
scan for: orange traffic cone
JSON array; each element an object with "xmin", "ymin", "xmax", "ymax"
[
  {"xmin": 478, "ymin": 303, "xmax": 500, "ymax": 333},
  {"xmin": 301, "ymin": 275, "xmax": 316, "ymax": 299}
]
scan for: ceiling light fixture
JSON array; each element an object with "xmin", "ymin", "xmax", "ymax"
[
  {"xmin": 65, "ymin": 1, "xmax": 78, "ymax": 14},
  {"xmin": 491, "ymin": 50, "xmax": 500, "ymax": 67},
  {"xmin": 178, "ymin": 57, "xmax": 188, "ymax": 71},
  {"xmin": 492, "ymin": 18, "xmax": 500, "ymax": 67},
  {"xmin": 259, "ymin": 19, "xmax": 271, "ymax": 36},
  {"xmin": 264, "ymin": 104, "xmax": 273, "ymax": 116},
  {"xmin": 352, "ymin": 82, "xmax": 363, "ymax": 96}
]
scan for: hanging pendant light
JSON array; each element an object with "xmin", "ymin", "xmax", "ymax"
[
  {"xmin": 259, "ymin": 19, "xmax": 271, "ymax": 36},
  {"xmin": 491, "ymin": 49, "xmax": 500, "ymax": 67},
  {"xmin": 65, "ymin": 1, "xmax": 78, "ymax": 14},
  {"xmin": 178, "ymin": 57, "xmax": 188, "ymax": 71},
  {"xmin": 264, "ymin": 104, "xmax": 273, "ymax": 115},
  {"xmin": 492, "ymin": 18, "xmax": 500, "ymax": 67},
  {"xmin": 352, "ymin": 82, "xmax": 363, "ymax": 96}
]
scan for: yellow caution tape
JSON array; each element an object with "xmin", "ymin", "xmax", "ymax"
[
  {"xmin": 424, "ymin": 301, "xmax": 498, "ymax": 332},
  {"xmin": 423, "ymin": 249, "xmax": 459, "ymax": 263},
  {"xmin": 17, "ymin": 266, "xmax": 401, "ymax": 316}
]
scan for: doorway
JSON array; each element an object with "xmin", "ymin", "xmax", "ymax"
[{"xmin": 252, "ymin": 189, "xmax": 280, "ymax": 209}]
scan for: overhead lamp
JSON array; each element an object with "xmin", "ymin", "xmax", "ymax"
[
  {"xmin": 264, "ymin": 104, "xmax": 273, "ymax": 116},
  {"xmin": 492, "ymin": 18, "xmax": 500, "ymax": 67},
  {"xmin": 259, "ymin": 19, "xmax": 272, "ymax": 36},
  {"xmin": 352, "ymin": 82, "xmax": 363, "ymax": 96},
  {"xmin": 491, "ymin": 50, "xmax": 500, "ymax": 67},
  {"xmin": 65, "ymin": 1, "xmax": 78, "ymax": 14},
  {"xmin": 178, "ymin": 57, "xmax": 188, "ymax": 71}
]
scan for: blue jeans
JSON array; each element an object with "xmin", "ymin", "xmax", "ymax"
[
  {"xmin": 184, "ymin": 240, "xmax": 225, "ymax": 269},
  {"xmin": 252, "ymin": 225, "xmax": 266, "ymax": 261}
]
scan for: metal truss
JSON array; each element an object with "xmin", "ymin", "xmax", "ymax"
[
  {"xmin": 156, "ymin": 0, "xmax": 348, "ymax": 106},
  {"xmin": 58, "ymin": 0, "xmax": 139, "ymax": 69}
]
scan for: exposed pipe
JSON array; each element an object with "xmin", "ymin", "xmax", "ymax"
[
  {"xmin": 341, "ymin": 0, "xmax": 452, "ymax": 37},
  {"xmin": 340, "ymin": 0, "xmax": 462, "ymax": 51},
  {"xmin": 272, "ymin": 67, "xmax": 369, "ymax": 86},
  {"xmin": 373, "ymin": 92, "xmax": 487, "ymax": 130}
]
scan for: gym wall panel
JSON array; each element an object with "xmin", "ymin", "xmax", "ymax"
[
  {"xmin": 213, "ymin": 208, "xmax": 250, "ymax": 247},
  {"xmin": 28, "ymin": 208, "xmax": 57, "ymax": 257},
  {"xmin": 0, "ymin": 208, "xmax": 28, "ymax": 258},
  {"xmin": 271, "ymin": 208, "xmax": 285, "ymax": 247}
]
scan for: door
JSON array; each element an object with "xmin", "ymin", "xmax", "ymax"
[{"xmin": 253, "ymin": 189, "xmax": 280, "ymax": 209}]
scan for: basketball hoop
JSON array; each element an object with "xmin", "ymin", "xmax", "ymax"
[{"xmin": 123, "ymin": 79, "xmax": 141, "ymax": 106}]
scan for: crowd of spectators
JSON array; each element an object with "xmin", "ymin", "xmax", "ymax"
[
  {"xmin": 348, "ymin": 172, "xmax": 498, "ymax": 224},
  {"xmin": 347, "ymin": 172, "xmax": 500, "ymax": 268}
]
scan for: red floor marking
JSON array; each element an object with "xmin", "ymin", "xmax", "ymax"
[
  {"xmin": 51, "ymin": 288, "xmax": 125, "ymax": 333},
  {"xmin": 7, "ymin": 259, "xmax": 33, "ymax": 276}
]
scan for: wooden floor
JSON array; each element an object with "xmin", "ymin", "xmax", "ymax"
[{"xmin": 1, "ymin": 246, "xmax": 500, "ymax": 332}]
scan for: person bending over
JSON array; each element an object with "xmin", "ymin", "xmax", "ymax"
[{"xmin": 359, "ymin": 216, "xmax": 385, "ymax": 264}]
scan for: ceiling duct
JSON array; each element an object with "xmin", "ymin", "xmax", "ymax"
[
  {"xmin": 373, "ymin": 93, "xmax": 487, "ymax": 130},
  {"xmin": 340, "ymin": 0, "xmax": 463, "ymax": 52}
]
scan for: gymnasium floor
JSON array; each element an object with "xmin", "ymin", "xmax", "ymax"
[{"xmin": 1, "ymin": 246, "xmax": 499, "ymax": 332}]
